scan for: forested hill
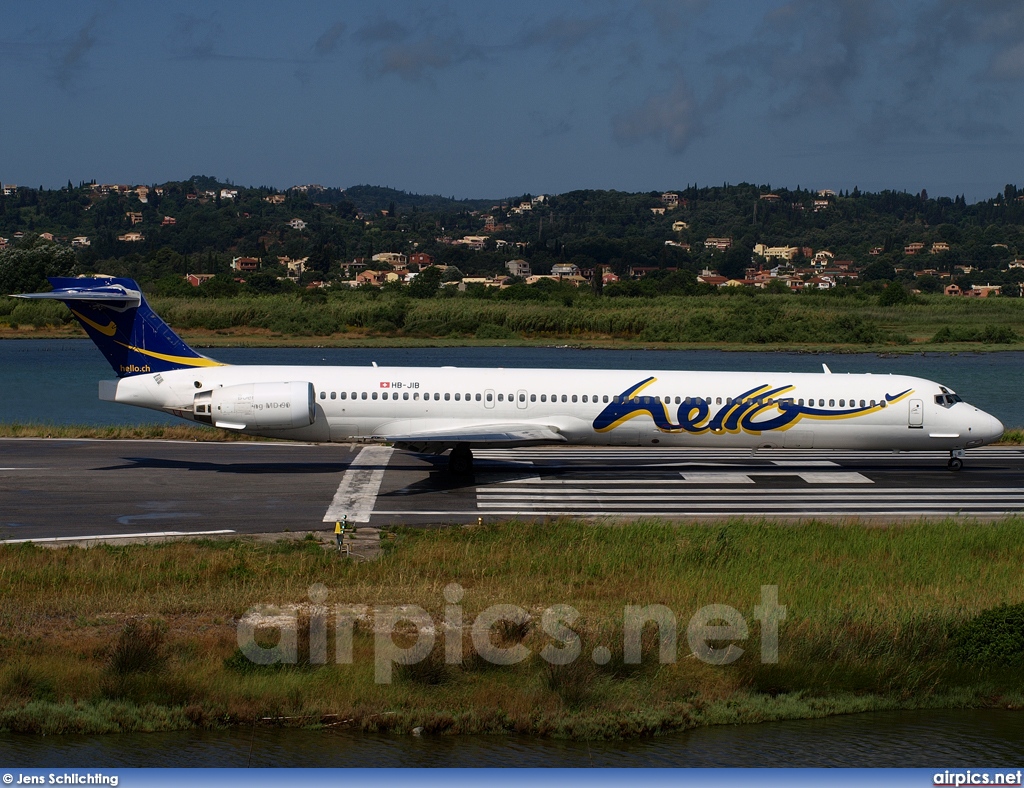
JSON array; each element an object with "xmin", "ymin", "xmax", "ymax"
[
  {"xmin": 1, "ymin": 176, "xmax": 1024, "ymax": 290},
  {"xmin": 341, "ymin": 185, "xmax": 496, "ymax": 214}
]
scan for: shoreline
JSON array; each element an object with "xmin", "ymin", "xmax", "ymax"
[
  {"xmin": 1, "ymin": 520, "xmax": 1022, "ymax": 739},
  {"xmin": 2, "ymin": 325, "xmax": 1024, "ymax": 354}
]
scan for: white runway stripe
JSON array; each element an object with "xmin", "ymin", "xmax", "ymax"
[
  {"xmin": 1, "ymin": 530, "xmax": 235, "ymax": 544},
  {"xmin": 323, "ymin": 445, "xmax": 394, "ymax": 523},
  {"xmin": 466, "ymin": 510, "xmax": 1022, "ymax": 518}
]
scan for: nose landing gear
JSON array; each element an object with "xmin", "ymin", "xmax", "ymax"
[{"xmin": 947, "ymin": 449, "xmax": 965, "ymax": 472}]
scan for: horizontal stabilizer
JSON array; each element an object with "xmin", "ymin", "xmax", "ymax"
[{"xmin": 13, "ymin": 282, "xmax": 141, "ymax": 307}]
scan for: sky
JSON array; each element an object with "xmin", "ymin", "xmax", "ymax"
[{"xmin": 2, "ymin": 1, "xmax": 1024, "ymax": 202}]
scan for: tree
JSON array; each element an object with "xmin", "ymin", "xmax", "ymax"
[
  {"xmin": 860, "ymin": 260, "xmax": 897, "ymax": 282},
  {"xmin": 717, "ymin": 244, "xmax": 752, "ymax": 280},
  {"xmin": 878, "ymin": 282, "xmax": 911, "ymax": 306},
  {"xmin": 0, "ymin": 238, "xmax": 76, "ymax": 293},
  {"xmin": 408, "ymin": 265, "xmax": 443, "ymax": 298}
]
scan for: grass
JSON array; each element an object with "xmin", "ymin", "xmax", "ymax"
[
  {"xmin": 0, "ymin": 423, "xmax": 267, "ymax": 441},
  {"xmin": 1, "ymin": 519, "xmax": 1023, "ymax": 737},
  {"xmin": 3, "ymin": 291, "xmax": 1024, "ymax": 351}
]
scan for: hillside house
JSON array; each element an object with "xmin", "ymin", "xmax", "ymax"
[{"xmin": 231, "ymin": 257, "xmax": 259, "ymax": 272}]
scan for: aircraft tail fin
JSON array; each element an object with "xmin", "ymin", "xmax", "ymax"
[{"xmin": 13, "ymin": 276, "xmax": 223, "ymax": 377}]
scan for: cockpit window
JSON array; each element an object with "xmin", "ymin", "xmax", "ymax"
[{"xmin": 935, "ymin": 393, "xmax": 963, "ymax": 408}]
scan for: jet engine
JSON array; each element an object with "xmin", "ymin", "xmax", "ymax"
[{"xmin": 193, "ymin": 381, "xmax": 315, "ymax": 430}]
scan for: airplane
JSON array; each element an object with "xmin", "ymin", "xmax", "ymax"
[{"xmin": 13, "ymin": 276, "xmax": 1004, "ymax": 474}]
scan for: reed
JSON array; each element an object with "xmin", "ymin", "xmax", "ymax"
[{"xmin": 0, "ymin": 519, "xmax": 1022, "ymax": 737}]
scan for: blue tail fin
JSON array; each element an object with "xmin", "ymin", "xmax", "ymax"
[{"xmin": 13, "ymin": 277, "xmax": 223, "ymax": 377}]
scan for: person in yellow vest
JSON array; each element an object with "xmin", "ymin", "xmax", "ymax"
[{"xmin": 334, "ymin": 517, "xmax": 348, "ymax": 550}]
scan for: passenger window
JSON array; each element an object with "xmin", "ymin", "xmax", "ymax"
[
  {"xmin": 319, "ymin": 391, "xmax": 326, "ymax": 399},
  {"xmin": 860, "ymin": 400, "xmax": 865, "ymax": 407},
  {"xmin": 498, "ymin": 394, "xmax": 504, "ymax": 402},
  {"xmin": 582, "ymin": 395, "xmax": 588, "ymax": 403},
  {"xmin": 531, "ymin": 394, "xmax": 536, "ymax": 402},
  {"xmin": 716, "ymin": 397, "xmax": 722, "ymax": 405},
  {"xmin": 414, "ymin": 393, "xmax": 419, "ymax": 400},
  {"xmin": 839, "ymin": 399, "xmax": 845, "ymax": 407},
  {"xmin": 340, "ymin": 392, "xmax": 347, "ymax": 400},
  {"xmin": 444, "ymin": 393, "xmax": 451, "ymax": 401},
  {"xmin": 475, "ymin": 393, "xmax": 481, "ymax": 401},
  {"xmin": 706, "ymin": 397, "xmax": 711, "ymax": 404},
  {"xmin": 330, "ymin": 392, "xmax": 336, "ymax": 399},
  {"xmin": 486, "ymin": 393, "xmax": 492, "ymax": 402},
  {"xmin": 829, "ymin": 399, "xmax": 835, "ymax": 407},
  {"xmin": 404, "ymin": 392, "xmax": 409, "ymax": 401},
  {"xmin": 434, "ymin": 393, "xmax": 440, "ymax": 401},
  {"xmin": 561, "ymin": 395, "xmax": 567, "ymax": 403},
  {"xmin": 541, "ymin": 394, "xmax": 547, "ymax": 402},
  {"xmin": 798, "ymin": 398, "xmax": 804, "ymax": 406},
  {"xmin": 519, "ymin": 394, "xmax": 526, "ymax": 402},
  {"xmin": 603, "ymin": 395, "xmax": 609, "ymax": 403},
  {"xmin": 372, "ymin": 392, "xmax": 378, "ymax": 400},
  {"xmin": 361, "ymin": 392, "xmax": 368, "ymax": 400},
  {"xmin": 572, "ymin": 395, "xmax": 578, "ymax": 403}
]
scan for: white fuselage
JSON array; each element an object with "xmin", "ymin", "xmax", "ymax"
[{"xmin": 100, "ymin": 364, "xmax": 1005, "ymax": 453}]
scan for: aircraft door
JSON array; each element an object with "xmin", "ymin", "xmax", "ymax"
[
  {"xmin": 908, "ymin": 399, "xmax": 924, "ymax": 428},
  {"xmin": 484, "ymin": 389, "xmax": 495, "ymax": 409},
  {"xmin": 517, "ymin": 389, "xmax": 528, "ymax": 410}
]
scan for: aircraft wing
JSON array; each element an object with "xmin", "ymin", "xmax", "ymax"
[{"xmin": 381, "ymin": 423, "xmax": 566, "ymax": 453}]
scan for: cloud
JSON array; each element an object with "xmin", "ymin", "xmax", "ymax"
[
  {"xmin": 172, "ymin": 13, "xmax": 225, "ymax": 61},
  {"xmin": 314, "ymin": 21, "xmax": 347, "ymax": 56},
  {"xmin": 356, "ymin": 19, "xmax": 408, "ymax": 44},
  {"xmin": 612, "ymin": 78, "xmax": 702, "ymax": 154},
  {"xmin": 355, "ymin": 14, "xmax": 480, "ymax": 82},
  {"xmin": 736, "ymin": 0, "xmax": 888, "ymax": 108},
  {"xmin": 518, "ymin": 13, "xmax": 615, "ymax": 53},
  {"xmin": 54, "ymin": 12, "xmax": 101, "ymax": 87}
]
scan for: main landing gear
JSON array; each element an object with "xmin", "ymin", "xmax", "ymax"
[
  {"xmin": 448, "ymin": 444, "xmax": 475, "ymax": 476},
  {"xmin": 947, "ymin": 449, "xmax": 965, "ymax": 472}
]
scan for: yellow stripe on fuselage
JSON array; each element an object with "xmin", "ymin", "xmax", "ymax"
[{"xmin": 113, "ymin": 341, "xmax": 226, "ymax": 368}]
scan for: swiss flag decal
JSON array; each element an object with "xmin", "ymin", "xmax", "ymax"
[{"xmin": 380, "ymin": 382, "xmax": 390, "ymax": 388}]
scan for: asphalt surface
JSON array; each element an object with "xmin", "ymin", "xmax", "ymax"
[{"xmin": 2, "ymin": 439, "xmax": 1024, "ymax": 543}]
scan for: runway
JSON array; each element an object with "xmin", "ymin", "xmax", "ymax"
[{"xmin": 2, "ymin": 439, "xmax": 1024, "ymax": 543}]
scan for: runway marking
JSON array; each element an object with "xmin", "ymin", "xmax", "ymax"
[
  {"xmin": 676, "ymin": 471, "xmax": 872, "ymax": 483},
  {"xmin": 323, "ymin": 445, "xmax": 394, "ymax": 523},
  {"xmin": 0, "ymin": 530, "xmax": 236, "ymax": 544}
]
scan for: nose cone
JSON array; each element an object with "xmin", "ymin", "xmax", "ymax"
[{"xmin": 980, "ymin": 411, "xmax": 1004, "ymax": 445}]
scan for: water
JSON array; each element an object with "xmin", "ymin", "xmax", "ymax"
[
  {"xmin": 1, "ymin": 340, "xmax": 1021, "ymax": 427},
  {"xmin": 0, "ymin": 709, "xmax": 1021, "ymax": 766}
]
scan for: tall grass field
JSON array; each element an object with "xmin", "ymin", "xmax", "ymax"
[
  {"xmin": 3, "ymin": 291, "xmax": 1024, "ymax": 349},
  {"xmin": 1, "ymin": 519, "xmax": 1022, "ymax": 738}
]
